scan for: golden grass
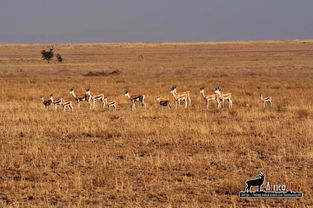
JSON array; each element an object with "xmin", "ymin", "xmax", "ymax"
[{"xmin": 0, "ymin": 40, "xmax": 313, "ymax": 207}]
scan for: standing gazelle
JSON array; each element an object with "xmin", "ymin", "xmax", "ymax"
[
  {"xmin": 104, "ymin": 97, "xmax": 118, "ymax": 110},
  {"xmin": 200, "ymin": 87, "xmax": 217, "ymax": 109},
  {"xmin": 48, "ymin": 95, "xmax": 73, "ymax": 112},
  {"xmin": 260, "ymin": 94, "xmax": 272, "ymax": 108},
  {"xmin": 124, "ymin": 91, "xmax": 146, "ymax": 109},
  {"xmin": 170, "ymin": 86, "xmax": 191, "ymax": 108},
  {"xmin": 85, "ymin": 89, "xmax": 105, "ymax": 108},
  {"xmin": 59, "ymin": 98, "xmax": 74, "ymax": 112},
  {"xmin": 40, "ymin": 94, "xmax": 53, "ymax": 109},
  {"xmin": 50, "ymin": 95, "xmax": 63, "ymax": 111},
  {"xmin": 69, "ymin": 88, "xmax": 91, "ymax": 108},
  {"xmin": 214, "ymin": 87, "xmax": 232, "ymax": 108}
]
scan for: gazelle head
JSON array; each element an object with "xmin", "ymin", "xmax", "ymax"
[
  {"xmin": 124, "ymin": 91, "xmax": 130, "ymax": 97},
  {"xmin": 170, "ymin": 86, "xmax": 177, "ymax": 94},
  {"xmin": 103, "ymin": 97, "xmax": 108, "ymax": 103},
  {"xmin": 214, "ymin": 87, "xmax": 221, "ymax": 94},
  {"xmin": 40, "ymin": 96, "xmax": 44, "ymax": 101},
  {"xmin": 69, "ymin": 88, "xmax": 75, "ymax": 95},
  {"xmin": 85, "ymin": 88, "xmax": 91, "ymax": 95},
  {"xmin": 156, "ymin": 96, "xmax": 161, "ymax": 102},
  {"xmin": 49, "ymin": 94, "xmax": 54, "ymax": 101},
  {"xmin": 200, "ymin": 87, "xmax": 205, "ymax": 94}
]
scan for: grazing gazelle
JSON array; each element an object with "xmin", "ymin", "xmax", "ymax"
[
  {"xmin": 214, "ymin": 87, "xmax": 232, "ymax": 108},
  {"xmin": 104, "ymin": 97, "xmax": 118, "ymax": 110},
  {"xmin": 69, "ymin": 88, "xmax": 91, "ymax": 108},
  {"xmin": 85, "ymin": 89, "xmax": 105, "ymax": 108},
  {"xmin": 200, "ymin": 87, "xmax": 217, "ymax": 109},
  {"xmin": 170, "ymin": 86, "xmax": 191, "ymax": 108},
  {"xmin": 124, "ymin": 91, "xmax": 146, "ymax": 109},
  {"xmin": 40, "ymin": 94, "xmax": 53, "ymax": 109},
  {"xmin": 156, "ymin": 96, "xmax": 171, "ymax": 108},
  {"xmin": 59, "ymin": 98, "xmax": 74, "ymax": 112},
  {"xmin": 260, "ymin": 94, "xmax": 272, "ymax": 107}
]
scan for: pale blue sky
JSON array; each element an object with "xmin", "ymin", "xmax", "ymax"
[{"xmin": 1, "ymin": 0, "xmax": 312, "ymax": 43}]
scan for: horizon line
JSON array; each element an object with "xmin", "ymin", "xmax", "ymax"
[{"xmin": 0, "ymin": 39, "xmax": 312, "ymax": 46}]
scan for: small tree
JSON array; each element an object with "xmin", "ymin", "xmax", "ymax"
[
  {"xmin": 41, "ymin": 48, "xmax": 54, "ymax": 63},
  {"xmin": 56, "ymin": 53, "xmax": 63, "ymax": 63}
]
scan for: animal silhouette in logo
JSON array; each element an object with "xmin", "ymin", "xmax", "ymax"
[{"xmin": 245, "ymin": 173, "xmax": 265, "ymax": 192}]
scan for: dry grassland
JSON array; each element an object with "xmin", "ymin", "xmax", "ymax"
[{"xmin": 0, "ymin": 40, "xmax": 313, "ymax": 207}]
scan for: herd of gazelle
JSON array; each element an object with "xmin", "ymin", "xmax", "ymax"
[{"xmin": 41, "ymin": 86, "xmax": 272, "ymax": 112}]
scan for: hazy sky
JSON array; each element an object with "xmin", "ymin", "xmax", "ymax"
[{"xmin": 1, "ymin": 0, "xmax": 313, "ymax": 43}]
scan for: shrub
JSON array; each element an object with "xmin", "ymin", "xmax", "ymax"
[
  {"xmin": 41, "ymin": 48, "xmax": 54, "ymax": 63},
  {"xmin": 56, "ymin": 54, "xmax": 63, "ymax": 63}
]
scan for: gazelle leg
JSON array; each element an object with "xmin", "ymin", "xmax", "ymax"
[
  {"xmin": 217, "ymin": 99, "xmax": 221, "ymax": 109},
  {"xmin": 93, "ymin": 99, "xmax": 96, "ymax": 109},
  {"xmin": 185, "ymin": 99, "xmax": 188, "ymax": 108},
  {"xmin": 229, "ymin": 99, "xmax": 233, "ymax": 108}
]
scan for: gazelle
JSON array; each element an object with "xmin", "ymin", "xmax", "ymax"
[
  {"xmin": 50, "ymin": 95, "xmax": 63, "ymax": 111},
  {"xmin": 85, "ymin": 89, "xmax": 105, "ymax": 108},
  {"xmin": 124, "ymin": 91, "xmax": 146, "ymax": 109},
  {"xmin": 170, "ymin": 86, "xmax": 191, "ymax": 108},
  {"xmin": 69, "ymin": 88, "xmax": 91, "ymax": 108},
  {"xmin": 214, "ymin": 87, "xmax": 232, "ymax": 108},
  {"xmin": 200, "ymin": 87, "xmax": 217, "ymax": 109},
  {"xmin": 260, "ymin": 94, "xmax": 272, "ymax": 107},
  {"xmin": 59, "ymin": 98, "xmax": 74, "ymax": 112},
  {"xmin": 40, "ymin": 94, "xmax": 53, "ymax": 109},
  {"xmin": 103, "ymin": 97, "xmax": 118, "ymax": 110},
  {"xmin": 156, "ymin": 96, "xmax": 171, "ymax": 108}
]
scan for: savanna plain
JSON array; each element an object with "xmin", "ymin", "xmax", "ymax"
[{"xmin": 0, "ymin": 41, "xmax": 313, "ymax": 207}]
